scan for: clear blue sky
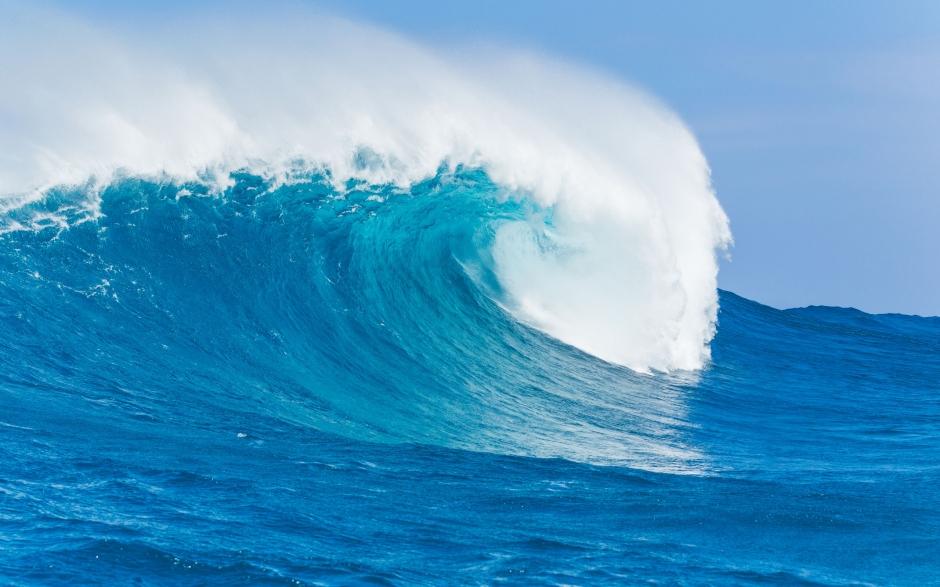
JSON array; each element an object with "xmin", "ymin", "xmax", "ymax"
[{"xmin": 69, "ymin": 1, "xmax": 940, "ymax": 315}]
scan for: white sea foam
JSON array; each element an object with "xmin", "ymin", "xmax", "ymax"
[{"xmin": 0, "ymin": 2, "xmax": 731, "ymax": 372}]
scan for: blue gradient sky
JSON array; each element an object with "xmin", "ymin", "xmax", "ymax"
[{"xmin": 69, "ymin": 0, "xmax": 940, "ymax": 315}]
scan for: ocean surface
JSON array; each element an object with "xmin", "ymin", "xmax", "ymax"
[{"xmin": 0, "ymin": 171, "xmax": 938, "ymax": 585}]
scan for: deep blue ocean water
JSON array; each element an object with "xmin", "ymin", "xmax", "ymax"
[{"xmin": 1, "ymin": 171, "xmax": 938, "ymax": 585}]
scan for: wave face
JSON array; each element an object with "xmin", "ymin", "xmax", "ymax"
[
  {"xmin": 0, "ymin": 172, "xmax": 712, "ymax": 472},
  {"xmin": 1, "ymin": 174, "xmax": 939, "ymax": 585}
]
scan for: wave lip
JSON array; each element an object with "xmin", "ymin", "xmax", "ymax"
[{"xmin": 0, "ymin": 3, "xmax": 730, "ymax": 372}]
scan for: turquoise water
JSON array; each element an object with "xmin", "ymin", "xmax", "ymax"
[{"xmin": 1, "ymin": 171, "xmax": 938, "ymax": 585}]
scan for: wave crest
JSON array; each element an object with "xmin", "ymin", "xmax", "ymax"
[{"xmin": 0, "ymin": 3, "xmax": 730, "ymax": 371}]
